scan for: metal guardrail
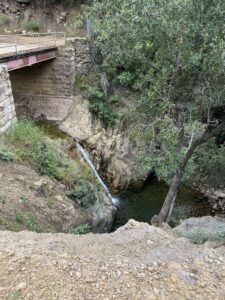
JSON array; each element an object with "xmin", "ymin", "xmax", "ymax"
[{"xmin": 0, "ymin": 32, "xmax": 66, "ymax": 56}]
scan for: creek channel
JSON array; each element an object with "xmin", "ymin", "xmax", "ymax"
[{"xmin": 37, "ymin": 121, "xmax": 212, "ymax": 231}]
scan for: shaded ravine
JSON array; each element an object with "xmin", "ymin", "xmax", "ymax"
[
  {"xmin": 36, "ymin": 121, "xmax": 212, "ymax": 231},
  {"xmin": 112, "ymin": 177, "xmax": 212, "ymax": 230}
]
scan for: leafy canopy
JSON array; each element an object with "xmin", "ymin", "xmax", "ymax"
[{"xmin": 82, "ymin": 0, "xmax": 225, "ymax": 185}]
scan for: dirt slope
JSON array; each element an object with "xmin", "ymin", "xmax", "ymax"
[{"xmin": 0, "ymin": 220, "xmax": 225, "ymax": 300}]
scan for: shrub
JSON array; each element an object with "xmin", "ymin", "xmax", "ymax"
[
  {"xmin": 117, "ymin": 71, "xmax": 135, "ymax": 87},
  {"xmin": 7, "ymin": 120, "xmax": 62, "ymax": 179},
  {"xmin": 88, "ymin": 86, "xmax": 117, "ymax": 127},
  {"xmin": 70, "ymin": 223, "xmax": 91, "ymax": 235},
  {"xmin": 0, "ymin": 144, "xmax": 14, "ymax": 161},
  {"xmin": 22, "ymin": 20, "xmax": 40, "ymax": 32},
  {"xmin": 69, "ymin": 180, "xmax": 98, "ymax": 208},
  {"xmin": 16, "ymin": 212, "xmax": 39, "ymax": 231},
  {"xmin": 174, "ymin": 228, "xmax": 225, "ymax": 244},
  {"xmin": 168, "ymin": 207, "xmax": 188, "ymax": 227},
  {"xmin": 31, "ymin": 142, "xmax": 62, "ymax": 179},
  {"xmin": 73, "ymin": 75, "xmax": 87, "ymax": 91},
  {"xmin": 0, "ymin": 14, "xmax": 11, "ymax": 27},
  {"xmin": 7, "ymin": 119, "xmax": 43, "ymax": 146}
]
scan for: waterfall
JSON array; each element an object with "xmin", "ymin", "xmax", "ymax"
[{"xmin": 76, "ymin": 143, "xmax": 120, "ymax": 206}]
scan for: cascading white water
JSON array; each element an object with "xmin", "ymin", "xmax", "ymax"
[{"xmin": 77, "ymin": 143, "xmax": 120, "ymax": 206}]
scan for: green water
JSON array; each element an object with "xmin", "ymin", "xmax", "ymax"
[
  {"xmin": 34, "ymin": 120, "xmax": 70, "ymax": 140},
  {"xmin": 112, "ymin": 177, "xmax": 212, "ymax": 230}
]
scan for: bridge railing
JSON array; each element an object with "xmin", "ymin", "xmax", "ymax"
[{"xmin": 0, "ymin": 32, "xmax": 66, "ymax": 56}]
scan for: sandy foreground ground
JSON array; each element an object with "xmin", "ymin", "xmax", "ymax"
[{"xmin": 0, "ymin": 220, "xmax": 224, "ymax": 300}]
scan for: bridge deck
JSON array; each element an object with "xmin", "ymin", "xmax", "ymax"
[{"xmin": 0, "ymin": 33, "xmax": 65, "ymax": 60}]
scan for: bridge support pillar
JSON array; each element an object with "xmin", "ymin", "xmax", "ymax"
[{"xmin": 0, "ymin": 65, "xmax": 16, "ymax": 133}]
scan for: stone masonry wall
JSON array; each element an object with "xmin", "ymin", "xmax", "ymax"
[
  {"xmin": 10, "ymin": 46, "xmax": 76, "ymax": 121},
  {"xmin": 0, "ymin": 65, "xmax": 16, "ymax": 133},
  {"xmin": 10, "ymin": 40, "xmax": 91, "ymax": 121},
  {"xmin": 69, "ymin": 38, "xmax": 91, "ymax": 75}
]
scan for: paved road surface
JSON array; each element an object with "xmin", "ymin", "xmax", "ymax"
[{"xmin": 0, "ymin": 35, "xmax": 65, "ymax": 58}]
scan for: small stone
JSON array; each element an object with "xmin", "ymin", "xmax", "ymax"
[
  {"xmin": 171, "ymin": 274, "xmax": 177, "ymax": 283},
  {"xmin": 16, "ymin": 175, "xmax": 25, "ymax": 182},
  {"xmin": 153, "ymin": 287, "xmax": 159, "ymax": 295},
  {"xmin": 200, "ymin": 282, "xmax": 206, "ymax": 288},
  {"xmin": 55, "ymin": 195, "xmax": 64, "ymax": 202},
  {"xmin": 16, "ymin": 282, "xmax": 26, "ymax": 290},
  {"xmin": 148, "ymin": 267, "xmax": 154, "ymax": 272},
  {"xmin": 75, "ymin": 272, "xmax": 81, "ymax": 278},
  {"xmin": 147, "ymin": 240, "xmax": 153, "ymax": 245}
]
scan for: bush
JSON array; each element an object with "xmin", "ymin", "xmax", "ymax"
[
  {"xmin": 88, "ymin": 86, "xmax": 117, "ymax": 127},
  {"xmin": 0, "ymin": 14, "xmax": 11, "ymax": 27},
  {"xmin": 7, "ymin": 119, "xmax": 43, "ymax": 146},
  {"xmin": 168, "ymin": 207, "xmax": 188, "ymax": 227},
  {"xmin": 0, "ymin": 144, "xmax": 14, "ymax": 161},
  {"xmin": 22, "ymin": 20, "xmax": 40, "ymax": 32},
  {"xmin": 32, "ymin": 142, "xmax": 62, "ymax": 179},
  {"xmin": 69, "ymin": 180, "xmax": 98, "ymax": 208},
  {"xmin": 7, "ymin": 120, "xmax": 62, "ymax": 179},
  {"xmin": 174, "ymin": 228, "xmax": 225, "ymax": 244},
  {"xmin": 16, "ymin": 212, "xmax": 39, "ymax": 232},
  {"xmin": 117, "ymin": 71, "xmax": 135, "ymax": 87},
  {"xmin": 70, "ymin": 223, "xmax": 91, "ymax": 235}
]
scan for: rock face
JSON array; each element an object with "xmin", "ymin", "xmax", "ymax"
[
  {"xmin": 0, "ymin": 0, "xmax": 74, "ymax": 33},
  {"xmin": 172, "ymin": 216, "xmax": 225, "ymax": 243},
  {"xmin": 0, "ymin": 220, "xmax": 225, "ymax": 299},
  {"xmin": 60, "ymin": 94, "xmax": 147, "ymax": 191},
  {"xmin": 194, "ymin": 184, "xmax": 225, "ymax": 213},
  {"xmin": 0, "ymin": 65, "xmax": 17, "ymax": 133}
]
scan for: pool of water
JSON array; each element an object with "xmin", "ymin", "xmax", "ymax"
[{"xmin": 112, "ymin": 177, "xmax": 212, "ymax": 230}]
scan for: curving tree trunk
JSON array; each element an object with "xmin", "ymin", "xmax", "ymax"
[{"xmin": 151, "ymin": 124, "xmax": 225, "ymax": 226}]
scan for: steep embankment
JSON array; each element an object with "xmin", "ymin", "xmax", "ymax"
[
  {"xmin": 0, "ymin": 220, "xmax": 225, "ymax": 300},
  {"xmin": 0, "ymin": 121, "xmax": 115, "ymax": 233},
  {"xmin": 0, "ymin": 0, "xmax": 82, "ymax": 34},
  {"xmin": 0, "ymin": 160, "xmax": 114, "ymax": 234}
]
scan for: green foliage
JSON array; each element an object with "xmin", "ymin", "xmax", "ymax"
[
  {"xmin": 22, "ymin": 20, "xmax": 40, "ymax": 32},
  {"xmin": 192, "ymin": 139, "xmax": 225, "ymax": 188},
  {"xmin": 117, "ymin": 72, "xmax": 135, "ymax": 87},
  {"xmin": 88, "ymin": 86, "xmax": 117, "ymax": 127},
  {"xmin": 70, "ymin": 223, "xmax": 91, "ymax": 235},
  {"xmin": 175, "ymin": 228, "xmax": 225, "ymax": 244},
  {"xmin": 168, "ymin": 207, "xmax": 188, "ymax": 227},
  {"xmin": 7, "ymin": 290, "xmax": 22, "ymax": 300},
  {"xmin": 7, "ymin": 119, "xmax": 43, "ymax": 146},
  {"xmin": 7, "ymin": 120, "xmax": 61, "ymax": 179},
  {"xmin": 32, "ymin": 142, "xmax": 62, "ymax": 179},
  {"xmin": 74, "ymin": 75, "xmax": 88, "ymax": 91},
  {"xmin": 0, "ymin": 144, "xmax": 14, "ymax": 161},
  {"xmin": 69, "ymin": 180, "xmax": 98, "ymax": 208},
  {"xmin": 16, "ymin": 212, "xmax": 39, "ymax": 231},
  {"xmin": 0, "ymin": 14, "xmax": 11, "ymax": 27},
  {"xmin": 83, "ymin": 0, "xmax": 225, "ymax": 186},
  {"xmin": 20, "ymin": 195, "xmax": 29, "ymax": 204},
  {"xmin": 6, "ymin": 120, "xmax": 94, "ymax": 188}
]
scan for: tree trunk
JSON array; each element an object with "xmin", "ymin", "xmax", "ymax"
[
  {"xmin": 151, "ymin": 124, "xmax": 225, "ymax": 226},
  {"xmin": 151, "ymin": 170, "xmax": 183, "ymax": 225}
]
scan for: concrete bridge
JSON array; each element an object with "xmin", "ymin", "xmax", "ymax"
[
  {"xmin": 0, "ymin": 33, "xmax": 90, "ymax": 133},
  {"xmin": 0, "ymin": 33, "xmax": 65, "ymax": 71}
]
